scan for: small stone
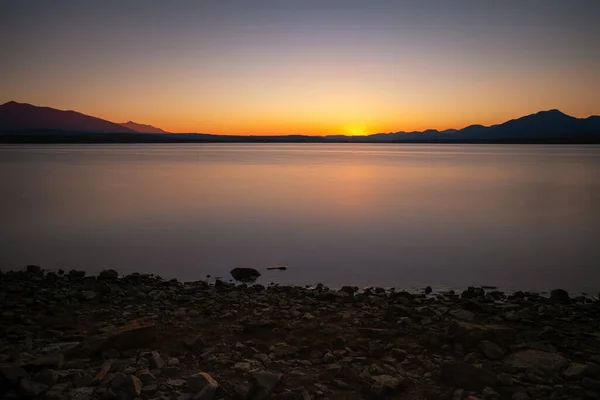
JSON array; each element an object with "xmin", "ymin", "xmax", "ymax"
[
  {"xmin": 249, "ymin": 371, "xmax": 281, "ymax": 398},
  {"xmin": 148, "ymin": 350, "xmax": 165, "ymax": 369},
  {"xmin": 234, "ymin": 362, "xmax": 252, "ymax": 372},
  {"xmin": 110, "ymin": 373, "xmax": 125, "ymax": 390},
  {"xmin": 497, "ymin": 372, "xmax": 513, "ymax": 386},
  {"xmin": 482, "ymin": 386, "xmax": 500, "ymax": 399},
  {"xmin": 139, "ymin": 370, "xmax": 156, "ymax": 385},
  {"xmin": 185, "ymin": 371, "xmax": 218, "ymax": 392},
  {"xmin": 124, "ymin": 375, "xmax": 142, "ymax": 397},
  {"xmin": 141, "ymin": 384, "xmax": 158, "ymax": 394},
  {"xmin": 479, "ymin": 340, "xmax": 505, "ymax": 360},
  {"xmin": 167, "ymin": 379, "xmax": 187, "ymax": 387}
]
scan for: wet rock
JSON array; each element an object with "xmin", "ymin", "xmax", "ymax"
[
  {"xmin": 504, "ymin": 350, "xmax": 568, "ymax": 372},
  {"xmin": 424, "ymin": 286, "xmax": 432, "ymax": 295},
  {"xmin": 479, "ymin": 340, "xmax": 505, "ymax": 360},
  {"xmin": 230, "ymin": 268, "xmax": 261, "ymax": 283},
  {"xmin": 124, "ymin": 374, "xmax": 142, "ymax": 397},
  {"xmin": 440, "ymin": 362, "xmax": 497, "ymax": 391},
  {"xmin": 550, "ymin": 288, "xmax": 570, "ymax": 303},
  {"xmin": 98, "ymin": 269, "xmax": 119, "ymax": 280}
]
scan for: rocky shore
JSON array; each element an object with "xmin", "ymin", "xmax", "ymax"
[{"xmin": 2, "ymin": 266, "xmax": 600, "ymax": 400}]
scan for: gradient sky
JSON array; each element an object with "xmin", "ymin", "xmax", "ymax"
[{"xmin": 2, "ymin": 0, "xmax": 599, "ymax": 135}]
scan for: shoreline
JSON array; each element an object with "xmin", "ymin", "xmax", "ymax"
[{"xmin": 2, "ymin": 266, "xmax": 600, "ymax": 399}]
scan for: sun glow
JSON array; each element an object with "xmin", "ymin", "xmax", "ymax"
[{"xmin": 345, "ymin": 125, "xmax": 369, "ymax": 136}]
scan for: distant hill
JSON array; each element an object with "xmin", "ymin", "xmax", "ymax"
[
  {"xmin": 119, "ymin": 121, "xmax": 168, "ymax": 134},
  {"xmin": 0, "ymin": 101, "xmax": 135, "ymax": 133},
  {"xmin": 0, "ymin": 101, "xmax": 598, "ymax": 143}
]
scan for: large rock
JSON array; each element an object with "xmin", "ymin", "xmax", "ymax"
[
  {"xmin": 98, "ymin": 269, "xmax": 119, "ymax": 280},
  {"xmin": 26, "ymin": 265, "xmax": 42, "ymax": 275},
  {"xmin": 25, "ymin": 353, "xmax": 65, "ymax": 371},
  {"xmin": 440, "ymin": 362, "xmax": 497, "ymax": 391},
  {"xmin": 69, "ymin": 321, "xmax": 157, "ymax": 357},
  {"xmin": 550, "ymin": 288, "xmax": 570, "ymax": 303},
  {"xmin": 504, "ymin": 350, "xmax": 568, "ymax": 372},
  {"xmin": 230, "ymin": 268, "xmax": 261, "ymax": 283}
]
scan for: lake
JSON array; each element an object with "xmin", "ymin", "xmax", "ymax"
[{"xmin": 1, "ymin": 144, "xmax": 599, "ymax": 293}]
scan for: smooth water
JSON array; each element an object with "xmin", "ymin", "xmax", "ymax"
[{"xmin": 1, "ymin": 144, "xmax": 599, "ymax": 293}]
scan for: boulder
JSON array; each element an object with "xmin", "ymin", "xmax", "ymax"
[
  {"xmin": 424, "ymin": 286, "xmax": 432, "ymax": 295},
  {"xmin": 440, "ymin": 362, "xmax": 497, "ymax": 391},
  {"xmin": 69, "ymin": 270, "xmax": 86, "ymax": 280},
  {"xmin": 550, "ymin": 288, "xmax": 570, "ymax": 303},
  {"xmin": 98, "ymin": 269, "xmax": 119, "ymax": 280},
  {"xmin": 26, "ymin": 265, "xmax": 42, "ymax": 275},
  {"xmin": 230, "ymin": 268, "xmax": 261, "ymax": 283}
]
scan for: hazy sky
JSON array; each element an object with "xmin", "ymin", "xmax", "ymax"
[{"xmin": 2, "ymin": 0, "xmax": 599, "ymax": 135}]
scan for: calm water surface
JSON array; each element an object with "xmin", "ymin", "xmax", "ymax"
[{"xmin": 1, "ymin": 144, "xmax": 599, "ymax": 293}]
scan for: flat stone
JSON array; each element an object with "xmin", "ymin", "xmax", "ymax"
[
  {"xmin": 504, "ymin": 350, "xmax": 568, "ymax": 372},
  {"xmin": 26, "ymin": 352, "xmax": 65, "ymax": 371}
]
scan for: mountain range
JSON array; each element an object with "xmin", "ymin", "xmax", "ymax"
[{"xmin": 1, "ymin": 101, "xmax": 599, "ymax": 143}]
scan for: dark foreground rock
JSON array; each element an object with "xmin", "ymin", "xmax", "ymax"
[
  {"xmin": 230, "ymin": 267, "xmax": 261, "ymax": 282},
  {"xmin": 1, "ymin": 267, "xmax": 599, "ymax": 400}
]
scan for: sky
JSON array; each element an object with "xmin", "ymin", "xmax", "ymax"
[{"xmin": 1, "ymin": 0, "xmax": 599, "ymax": 135}]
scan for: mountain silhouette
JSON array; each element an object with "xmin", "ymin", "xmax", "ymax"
[
  {"xmin": 0, "ymin": 101, "xmax": 598, "ymax": 143},
  {"xmin": 0, "ymin": 101, "xmax": 135, "ymax": 133},
  {"xmin": 119, "ymin": 121, "xmax": 168, "ymax": 134}
]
